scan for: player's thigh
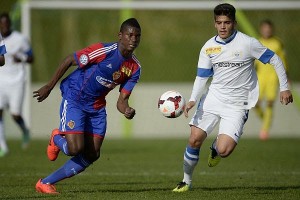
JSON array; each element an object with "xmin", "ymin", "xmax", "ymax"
[
  {"xmin": 219, "ymin": 108, "xmax": 249, "ymax": 144},
  {"xmin": 59, "ymin": 99, "xmax": 86, "ymax": 153},
  {"xmin": 189, "ymin": 93, "xmax": 220, "ymax": 137},
  {"xmin": 0, "ymin": 89, "xmax": 8, "ymax": 110},
  {"xmin": 59, "ymin": 98, "xmax": 86, "ymax": 133},
  {"xmin": 85, "ymin": 107, "xmax": 107, "ymax": 138},
  {"xmin": 3, "ymin": 83, "xmax": 25, "ymax": 115}
]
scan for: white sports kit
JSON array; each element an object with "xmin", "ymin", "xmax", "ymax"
[
  {"xmin": 189, "ymin": 31, "xmax": 288, "ymax": 142},
  {"xmin": 0, "ymin": 31, "xmax": 32, "ymax": 115}
]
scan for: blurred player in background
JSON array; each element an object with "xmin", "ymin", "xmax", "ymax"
[
  {"xmin": 0, "ymin": 13, "xmax": 33, "ymax": 157},
  {"xmin": 173, "ymin": 3, "xmax": 293, "ymax": 192},
  {"xmin": 255, "ymin": 19, "xmax": 288, "ymax": 140},
  {"xmin": 33, "ymin": 18, "xmax": 141, "ymax": 194},
  {"xmin": 0, "ymin": 32, "xmax": 6, "ymax": 66}
]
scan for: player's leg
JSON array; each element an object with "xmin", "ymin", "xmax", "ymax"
[
  {"xmin": 208, "ymin": 109, "xmax": 249, "ymax": 167},
  {"xmin": 9, "ymin": 82, "xmax": 30, "ymax": 149},
  {"xmin": 0, "ymin": 88, "xmax": 9, "ymax": 156},
  {"xmin": 173, "ymin": 94, "xmax": 219, "ymax": 192},
  {"xmin": 36, "ymin": 105, "xmax": 107, "ymax": 194},
  {"xmin": 173, "ymin": 126, "xmax": 207, "ymax": 192},
  {"xmin": 260, "ymin": 78, "xmax": 278, "ymax": 140},
  {"xmin": 260, "ymin": 100, "xmax": 275, "ymax": 140},
  {"xmin": 0, "ymin": 109, "xmax": 8, "ymax": 156}
]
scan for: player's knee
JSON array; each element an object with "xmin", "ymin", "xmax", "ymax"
[
  {"xmin": 68, "ymin": 145, "xmax": 84, "ymax": 156},
  {"xmin": 216, "ymin": 145, "xmax": 234, "ymax": 158},
  {"xmin": 84, "ymin": 151, "xmax": 100, "ymax": 163}
]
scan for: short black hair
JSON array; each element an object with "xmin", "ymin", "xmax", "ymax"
[
  {"xmin": 214, "ymin": 3, "xmax": 236, "ymax": 21},
  {"xmin": 0, "ymin": 12, "xmax": 11, "ymax": 23},
  {"xmin": 120, "ymin": 18, "xmax": 141, "ymax": 32}
]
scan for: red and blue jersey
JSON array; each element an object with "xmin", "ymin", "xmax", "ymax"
[{"xmin": 60, "ymin": 42, "xmax": 141, "ymax": 112}]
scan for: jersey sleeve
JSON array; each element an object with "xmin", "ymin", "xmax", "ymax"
[
  {"xmin": 74, "ymin": 42, "xmax": 107, "ymax": 68},
  {"xmin": 119, "ymin": 66, "xmax": 141, "ymax": 94},
  {"xmin": 196, "ymin": 46, "xmax": 214, "ymax": 78},
  {"xmin": 250, "ymin": 38, "xmax": 274, "ymax": 64},
  {"xmin": 0, "ymin": 34, "xmax": 6, "ymax": 55}
]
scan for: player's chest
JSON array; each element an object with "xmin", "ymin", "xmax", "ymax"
[{"xmin": 4, "ymin": 37, "xmax": 23, "ymax": 54}]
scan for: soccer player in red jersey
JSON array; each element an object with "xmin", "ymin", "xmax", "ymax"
[{"xmin": 34, "ymin": 18, "xmax": 141, "ymax": 194}]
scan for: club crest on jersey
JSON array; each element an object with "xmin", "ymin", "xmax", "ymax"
[
  {"xmin": 233, "ymin": 51, "xmax": 242, "ymax": 57},
  {"xmin": 205, "ymin": 46, "xmax": 221, "ymax": 55},
  {"xmin": 112, "ymin": 71, "xmax": 121, "ymax": 80},
  {"xmin": 67, "ymin": 120, "xmax": 75, "ymax": 129},
  {"xmin": 79, "ymin": 54, "xmax": 88, "ymax": 65}
]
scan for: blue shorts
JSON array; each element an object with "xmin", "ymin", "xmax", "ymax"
[{"xmin": 59, "ymin": 98, "xmax": 107, "ymax": 138}]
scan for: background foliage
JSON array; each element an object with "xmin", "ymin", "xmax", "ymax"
[{"xmin": 1, "ymin": 1, "xmax": 300, "ymax": 82}]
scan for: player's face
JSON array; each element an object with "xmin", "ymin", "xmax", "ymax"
[
  {"xmin": 0, "ymin": 17, "xmax": 11, "ymax": 37},
  {"xmin": 260, "ymin": 23, "xmax": 273, "ymax": 39},
  {"xmin": 214, "ymin": 15, "xmax": 236, "ymax": 39},
  {"xmin": 118, "ymin": 26, "xmax": 141, "ymax": 57}
]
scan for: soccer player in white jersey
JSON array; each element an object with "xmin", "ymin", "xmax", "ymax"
[
  {"xmin": 0, "ymin": 13, "xmax": 34, "ymax": 157},
  {"xmin": 173, "ymin": 3, "xmax": 293, "ymax": 192}
]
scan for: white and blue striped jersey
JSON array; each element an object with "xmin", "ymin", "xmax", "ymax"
[{"xmin": 195, "ymin": 31, "xmax": 284, "ymax": 109}]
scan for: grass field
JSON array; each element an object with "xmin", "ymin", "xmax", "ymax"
[{"xmin": 0, "ymin": 138, "xmax": 299, "ymax": 200}]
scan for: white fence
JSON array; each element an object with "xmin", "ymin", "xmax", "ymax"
[{"xmin": 4, "ymin": 83, "xmax": 300, "ymax": 139}]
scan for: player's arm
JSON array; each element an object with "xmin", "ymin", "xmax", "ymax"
[
  {"xmin": 0, "ymin": 55, "xmax": 4, "ymax": 66},
  {"xmin": 269, "ymin": 54, "xmax": 293, "ymax": 105},
  {"xmin": 185, "ymin": 46, "xmax": 212, "ymax": 117},
  {"xmin": 33, "ymin": 54, "xmax": 76, "ymax": 102},
  {"xmin": 0, "ymin": 33, "xmax": 6, "ymax": 66},
  {"xmin": 185, "ymin": 76, "xmax": 209, "ymax": 117},
  {"xmin": 117, "ymin": 92, "xmax": 135, "ymax": 119}
]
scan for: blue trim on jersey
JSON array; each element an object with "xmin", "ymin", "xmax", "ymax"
[
  {"xmin": 0, "ymin": 45, "xmax": 6, "ymax": 55},
  {"xmin": 258, "ymin": 48, "xmax": 275, "ymax": 64},
  {"xmin": 25, "ymin": 48, "xmax": 33, "ymax": 56},
  {"xmin": 214, "ymin": 30, "xmax": 237, "ymax": 45},
  {"xmin": 197, "ymin": 68, "xmax": 214, "ymax": 77}
]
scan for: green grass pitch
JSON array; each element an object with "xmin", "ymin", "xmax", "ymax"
[{"xmin": 0, "ymin": 138, "xmax": 299, "ymax": 199}]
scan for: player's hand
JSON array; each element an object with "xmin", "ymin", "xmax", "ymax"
[
  {"xmin": 33, "ymin": 85, "xmax": 52, "ymax": 102},
  {"xmin": 279, "ymin": 90, "xmax": 293, "ymax": 105},
  {"xmin": 184, "ymin": 101, "xmax": 196, "ymax": 118},
  {"xmin": 124, "ymin": 107, "xmax": 136, "ymax": 119}
]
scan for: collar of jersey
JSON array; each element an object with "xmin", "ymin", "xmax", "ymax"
[{"xmin": 214, "ymin": 30, "xmax": 237, "ymax": 45}]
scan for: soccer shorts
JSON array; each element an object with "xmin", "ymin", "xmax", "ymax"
[
  {"xmin": 59, "ymin": 98, "xmax": 107, "ymax": 138},
  {"xmin": 189, "ymin": 92, "xmax": 249, "ymax": 143},
  {"xmin": 0, "ymin": 81, "xmax": 25, "ymax": 115}
]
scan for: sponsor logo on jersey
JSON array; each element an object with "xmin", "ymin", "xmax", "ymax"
[
  {"xmin": 79, "ymin": 54, "xmax": 88, "ymax": 65},
  {"xmin": 205, "ymin": 46, "xmax": 221, "ymax": 55},
  {"xmin": 121, "ymin": 66, "xmax": 132, "ymax": 76},
  {"xmin": 96, "ymin": 76, "xmax": 117, "ymax": 89},
  {"xmin": 212, "ymin": 62, "xmax": 245, "ymax": 68},
  {"xmin": 67, "ymin": 120, "xmax": 75, "ymax": 129}
]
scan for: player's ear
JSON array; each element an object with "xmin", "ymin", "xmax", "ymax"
[{"xmin": 118, "ymin": 32, "xmax": 122, "ymax": 40}]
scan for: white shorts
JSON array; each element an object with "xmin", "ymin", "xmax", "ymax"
[
  {"xmin": 189, "ymin": 92, "xmax": 249, "ymax": 143},
  {"xmin": 0, "ymin": 81, "xmax": 25, "ymax": 115}
]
